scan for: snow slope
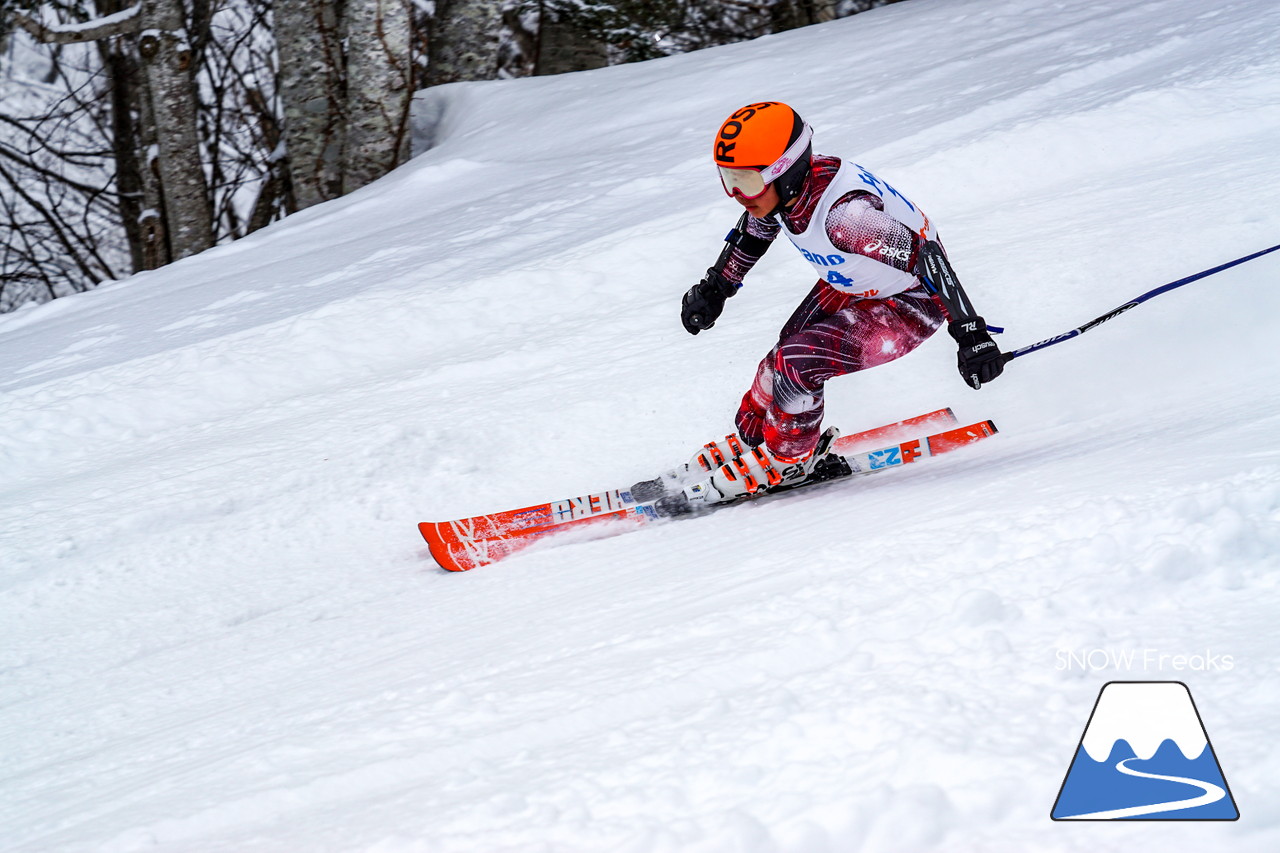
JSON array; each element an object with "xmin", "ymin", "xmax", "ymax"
[{"xmin": 3, "ymin": 0, "xmax": 1280, "ymax": 849}]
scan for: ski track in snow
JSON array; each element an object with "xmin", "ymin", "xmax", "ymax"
[{"xmin": 3, "ymin": 0, "xmax": 1280, "ymax": 850}]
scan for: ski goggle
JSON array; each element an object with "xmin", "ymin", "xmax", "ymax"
[{"xmin": 718, "ymin": 122, "xmax": 813, "ymax": 199}]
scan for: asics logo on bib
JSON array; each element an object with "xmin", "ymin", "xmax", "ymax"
[
  {"xmin": 800, "ymin": 248, "xmax": 846, "ymax": 267},
  {"xmin": 864, "ymin": 240, "xmax": 911, "ymax": 263}
]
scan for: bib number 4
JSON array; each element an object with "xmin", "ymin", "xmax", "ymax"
[{"xmin": 823, "ymin": 269, "xmax": 880, "ymax": 299}]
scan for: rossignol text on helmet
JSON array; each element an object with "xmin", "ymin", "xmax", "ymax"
[{"xmin": 712, "ymin": 102, "xmax": 813, "ymax": 212}]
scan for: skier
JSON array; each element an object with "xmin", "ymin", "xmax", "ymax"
[{"xmin": 681, "ymin": 101, "xmax": 1004, "ymax": 498}]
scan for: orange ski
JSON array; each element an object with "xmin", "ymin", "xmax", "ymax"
[{"xmin": 420, "ymin": 413, "xmax": 996, "ymax": 572}]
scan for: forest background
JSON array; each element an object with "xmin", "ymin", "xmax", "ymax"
[{"xmin": 0, "ymin": 0, "xmax": 902, "ymax": 313}]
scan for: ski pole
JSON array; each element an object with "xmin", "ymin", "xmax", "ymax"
[{"xmin": 1003, "ymin": 241, "xmax": 1280, "ymax": 361}]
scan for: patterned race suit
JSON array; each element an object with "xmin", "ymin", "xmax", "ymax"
[{"xmin": 722, "ymin": 155, "xmax": 948, "ymax": 459}]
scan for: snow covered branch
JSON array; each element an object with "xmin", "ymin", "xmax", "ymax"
[{"xmin": 11, "ymin": 5, "xmax": 142, "ymax": 45}]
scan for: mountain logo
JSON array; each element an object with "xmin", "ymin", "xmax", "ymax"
[{"xmin": 1051, "ymin": 681, "xmax": 1239, "ymax": 820}]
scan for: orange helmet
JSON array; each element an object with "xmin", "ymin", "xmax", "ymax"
[{"xmin": 712, "ymin": 102, "xmax": 813, "ymax": 209}]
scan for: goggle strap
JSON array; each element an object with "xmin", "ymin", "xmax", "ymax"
[{"xmin": 759, "ymin": 122, "xmax": 813, "ymax": 184}]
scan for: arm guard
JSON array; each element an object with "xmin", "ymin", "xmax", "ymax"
[
  {"xmin": 711, "ymin": 212, "xmax": 774, "ymax": 282},
  {"xmin": 915, "ymin": 239, "xmax": 977, "ymax": 321}
]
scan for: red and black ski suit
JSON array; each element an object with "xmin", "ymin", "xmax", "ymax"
[{"xmin": 718, "ymin": 155, "xmax": 950, "ymax": 459}]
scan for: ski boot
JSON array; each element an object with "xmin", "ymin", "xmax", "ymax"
[
  {"xmin": 628, "ymin": 434, "xmax": 753, "ymax": 503},
  {"xmin": 704, "ymin": 426, "xmax": 842, "ymax": 501},
  {"xmin": 629, "ymin": 427, "xmax": 842, "ymax": 511}
]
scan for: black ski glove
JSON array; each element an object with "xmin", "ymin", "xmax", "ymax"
[
  {"xmin": 948, "ymin": 316, "xmax": 1005, "ymax": 389},
  {"xmin": 681, "ymin": 269, "xmax": 738, "ymax": 335}
]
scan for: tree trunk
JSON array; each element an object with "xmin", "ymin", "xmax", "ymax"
[
  {"xmin": 428, "ymin": 0, "xmax": 502, "ymax": 85},
  {"xmin": 134, "ymin": 69, "xmax": 171, "ymax": 269},
  {"xmin": 275, "ymin": 0, "xmax": 347, "ymax": 210},
  {"xmin": 533, "ymin": 12, "xmax": 608, "ymax": 76},
  {"xmin": 97, "ymin": 2, "xmax": 149, "ymax": 271},
  {"xmin": 137, "ymin": 0, "xmax": 214, "ymax": 260},
  {"xmin": 343, "ymin": 0, "xmax": 412, "ymax": 193},
  {"xmin": 770, "ymin": 1, "xmax": 820, "ymax": 33}
]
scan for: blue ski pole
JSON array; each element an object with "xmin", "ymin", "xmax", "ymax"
[{"xmin": 1004, "ymin": 242, "xmax": 1280, "ymax": 362}]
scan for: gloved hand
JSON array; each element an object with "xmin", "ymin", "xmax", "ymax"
[
  {"xmin": 948, "ymin": 316, "xmax": 1005, "ymax": 389},
  {"xmin": 681, "ymin": 269, "xmax": 738, "ymax": 335}
]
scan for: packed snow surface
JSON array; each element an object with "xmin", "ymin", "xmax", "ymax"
[{"xmin": 3, "ymin": 0, "xmax": 1280, "ymax": 849}]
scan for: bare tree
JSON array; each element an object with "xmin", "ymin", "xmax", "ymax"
[
  {"xmin": 274, "ymin": 0, "xmax": 345, "ymax": 210},
  {"xmin": 137, "ymin": 0, "xmax": 214, "ymax": 259},
  {"xmin": 342, "ymin": 0, "xmax": 412, "ymax": 192},
  {"xmin": 3, "ymin": 0, "xmax": 416, "ymax": 310},
  {"xmin": 2, "ymin": 2, "xmax": 134, "ymax": 309},
  {"xmin": 428, "ymin": 0, "xmax": 502, "ymax": 85},
  {"xmin": 12, "ymin": 0, "xmax": 214, "ymax": 261},
  {"xmin": 196, "ymin": 0, "xmax": 292, "ymax": 235},
  {"xmin": 274, "ymin": 0, "xmax": 413, "ymax": 208}
]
